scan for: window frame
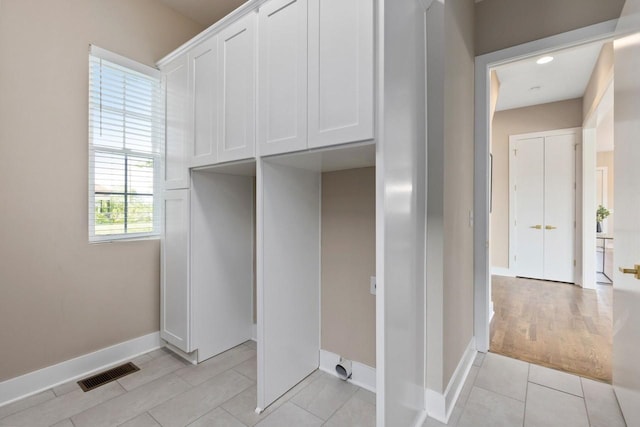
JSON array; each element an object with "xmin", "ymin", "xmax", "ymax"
[{"xmin": 88, "ymin": 45, "xmax": 164, "ymax": 243}]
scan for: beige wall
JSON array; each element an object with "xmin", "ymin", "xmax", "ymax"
[
  {"xmin": 583, "ymin": 42, "xmax": 614, "ymax": 122},
  {"xmin": 491, "ymin": 99, "xmax": 584, "ymax": 269},
  {"xmin": 258, "ymin": 167, "xmax": 374, "ymax": 341},
  {"xmin": 0, "ymin": 0, "xmax": 203, "ymax": 382},
  {"xmin": 475, "ymin": 0, "xmax": 624, "ymax": 55},
  {"xmin": 321, "ymin": 168, "xmax": 376, "ymax": 368},
  {"xmin": 442, "ymin": 0, "xmax": 475, "ymax": 387}
]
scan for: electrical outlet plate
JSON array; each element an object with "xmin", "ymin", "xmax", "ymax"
[{"xmin": 370, "ymin": 276, "xmax": 376, "ymax": 295}]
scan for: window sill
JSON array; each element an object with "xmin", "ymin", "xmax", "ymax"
[{"xmin": 89, "ymin": 234, "xmax": 161, "ymax": 244}]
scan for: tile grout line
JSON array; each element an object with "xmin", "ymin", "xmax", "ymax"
[{"xmin": 219, "ymin": 406, "xmax": 249, "ymax": 427}]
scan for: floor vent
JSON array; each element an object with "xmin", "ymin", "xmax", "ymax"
[{"xmin": 77, "ymin": 362, "xmax": 139, "ymax": 392}]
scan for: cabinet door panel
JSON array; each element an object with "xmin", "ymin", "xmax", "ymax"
[
  {"xmin": 163, "ymin": 56, "xmax": 190, "ymax": 189},
  {"xmin": 308, "ymin": 0, "xmax": 374, "ymax": 148},
  {"xmin": 161, "ymin": 189, "xmax": 191, "ymax": 352},
  {"xmin": 191, "ymin": 37, "xmax": 219, "ymax": 167},
  {"xmin": 218, "ymin": 13, "xmax": 257, "ymax": 162},
  {"xmin": 258, "ymin": 0, "xmax": 308, "ymax": 156}
]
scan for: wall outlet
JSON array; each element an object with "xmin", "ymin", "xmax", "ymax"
[{"xmin": 370, "ymin": 276, "xmax": 376, "ymax": 295}]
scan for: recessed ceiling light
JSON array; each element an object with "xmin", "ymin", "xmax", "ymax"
[{"xmin": 536, "ymin": 56, "xmax": 554, "ymax": 65}]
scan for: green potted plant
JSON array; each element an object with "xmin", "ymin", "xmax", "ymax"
[{"xmin": 596, "ymin": 204, "xmax": 610, "ymax": 233}]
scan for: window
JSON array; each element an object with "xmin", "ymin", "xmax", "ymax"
[{"xmin": 88, "ymin": 46, "xmax": 164, "ymax": 241}]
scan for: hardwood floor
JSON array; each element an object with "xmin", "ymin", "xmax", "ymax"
[{"xmin": 490, "ymin": 275, "xmax": 613, "ymax": 383}]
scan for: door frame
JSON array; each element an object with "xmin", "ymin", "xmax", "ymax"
[
  {"xmin": 508, "ymin": 128, "xmax": 580, "ymax": 280},
  {"xmin": 473, "ymin": 20, "xmax": 619, "ymax": 353}
]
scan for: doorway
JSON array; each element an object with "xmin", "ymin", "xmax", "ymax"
[{"xmin": 475, "ymin": 22, "xmax": 619, "ymax": 382}]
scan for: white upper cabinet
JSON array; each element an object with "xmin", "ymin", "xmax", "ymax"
[
  {"xmin": 163, "ymin": 55, "xmax": 191, "ymax": 189},
  {"xmin": 257, "ymin": 0, "xmax": 308, "ymax": 156},
  {"xmin": 161, "ymin": 189, "xmax": 191, "ymax": 353},
  {"xmin": 190, "ymin": 37, "xmax": 219, "ymax": 168},
  {"xmin": 308, "ymin": 0, "xmax": 374, "ymax": 148},
  {"xmin": 218, "ymin": 13, "xmax": 257, "ymax": 163}
]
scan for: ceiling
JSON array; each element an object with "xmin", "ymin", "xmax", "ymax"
[
  {"xmin": 494, "ymin": 42, "xmax": 604, "ymax": 112},
  {"xmin": 158, "ymin": 0, "xmax": 248, "ymax": 27}
]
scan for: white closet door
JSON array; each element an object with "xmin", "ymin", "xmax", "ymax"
[
  {"xmin": 308, "ymin": 0, "xmax": 374, "ymax": 148},
  {"xmin": 161, "ymin": 189, "xmax": 191, "ymax": 352},
  {"xmin": 513, "ymin": 137, "xmax": 545, "ymax": 279},
  {"xmin": 257, "ymin": 160, "xmax": 320, "ymax": 411},
  {"xmin": 163, "ymin": 56, "xmax": 190, "ymax": 189},
  {"xmin": 543, "ymin": 134, "xmax": 575, "ymax": 282},
  {"xmin": 257, "ymin": 0, "xmax": 308, "ymax": 156},
  {"xmin": 190, "ymin": 37, "xmax": 219, "ymax": 168},
  {"xmin": 218, "ymin": 13, "xmax": 257, "ymax": 163}
]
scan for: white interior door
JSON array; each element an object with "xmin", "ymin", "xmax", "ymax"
[
  {"xmin": 257, "ymin": 160, "xmax": 320, "ymax": 411},
  {"xmin": 511, "ymin": 132, "xmax": 576, "ymax": 282},
  {"xmin": 612, "ymin": 12, "xmax": 640, "ymax": 423},
  {"xmin": 543, "ymin": 134, "xmax": 576, "ymax": 282},
  {"xmin": 512, "ymin": 137, "xmax": 545, "ymax": 279}
]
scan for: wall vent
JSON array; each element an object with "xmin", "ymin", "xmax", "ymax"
[{"xmin": 77, "ymin": 362, "xmax": 139, "ymax": 392}]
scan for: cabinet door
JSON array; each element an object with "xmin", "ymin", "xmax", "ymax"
[
  {"xmin": 218, "ymin": 13, "xmax": 257, "ymax": 163},
  {"xmin": 190, "ymin": 37, "xmax": 219, "ymax": 168},
  {"xmin": 257, "ymin": 0, "xmax": 308, "ymax": 156},
  {"xmin": 161, "ymin": 189, "xmax": 191, "ymax": 352},
  {"xmin": 308, "ymin": 0, "xmax": 374, "ymax": 148},
  {"xmin": 163, "ymin": 55, "xmax": 190, "ymax": 189}
]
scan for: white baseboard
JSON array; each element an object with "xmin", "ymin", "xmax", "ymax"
[
  {"xmin": 0, "ymin": 332, "xmax": 161, "ymax": 408},
  {"xmin": 491, "ymin": 267, "xmax": 515, "ymax": 277},
  {"xmin": 319, "ymin": 349, "xmax": 376, "ymax": 393},
  {"xmin": 425, "ymin": 338, "xmax": 476, "ymax": 424}
]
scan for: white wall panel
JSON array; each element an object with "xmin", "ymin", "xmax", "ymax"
[
  {"xmin": 191, "ymin": 172, "xmax": 253, "ymax": 362},
  {"xmin": 257, "ymin": 160, "xmax": 320, "ymax": 411}
]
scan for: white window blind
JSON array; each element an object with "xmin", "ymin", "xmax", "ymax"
[{"xmin": 88, "ymin": 46, "xmax": 164, "ymax": 241}]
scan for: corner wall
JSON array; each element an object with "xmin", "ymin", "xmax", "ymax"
[{"xmin": 0, "ymin": 0, "xmax": 203, "ymax": 382}]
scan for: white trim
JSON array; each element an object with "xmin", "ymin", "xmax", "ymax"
[
  {"xmin": 90, "ymin": 45, "xmax": 161, "ymax": 78},
  {"xmin": 319, "ymin": 349, "xmax": 376, "ymax": 393},
  {"xmin": 491, "ymin": 267, "xmax": 515, "ymax": 277},
  {"xmin": 474, "ymin": 19, "xmax": 618, "ymax": 353},
  {"xmin": 0, "ymin": 332, "xmax": 161, "ymax": 408},
  {"xmin": 251, "ymin": 324, "xmax": 257, "ymax": 341},
  {"xmin": 164, "ymin": 342, "xmax": 198, "ymax": 365},
  {"xmin": 425, "ymin": 338, "xmax": 477, "ymax": 424}
]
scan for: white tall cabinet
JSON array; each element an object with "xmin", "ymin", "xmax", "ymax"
[{"xmin": 158, "ymin": 0, "xmax": 431, "ymax": 424}]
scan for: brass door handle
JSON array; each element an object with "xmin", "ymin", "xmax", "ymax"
[
  {"xmin": 530, "ymin": 225, "xmax": 542, "ymax": 229},
  {"xmin": 545, "ymin": 225, "xmax": 557, "ymax": 230},
  {"xmin": 619, "ymin": 265, "xmax": 640, "ymax": 280}
]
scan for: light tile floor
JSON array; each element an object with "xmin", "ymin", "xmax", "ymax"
[
  {"xmin": 0, "ymin": 341, "xmax": 376, "ymax": 427},
  {"xmin": 0, "ymin": 346, "xmax": 627, "ymax": 426},
  {"xmin": 424, "ymin": 352, "xmax": 627, "ymax": 427}
]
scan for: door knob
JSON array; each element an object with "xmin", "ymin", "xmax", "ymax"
[
  {"xmin": 618, "ymin": 265, "xmax": 640, "ymax": 280},
  {"xmin": 530, "ymin": 225, "xmax": 542, "ymax": 229},
  {"xmin": 545, "ymin": 225, "xmax": 557, "ymax": 230}
]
